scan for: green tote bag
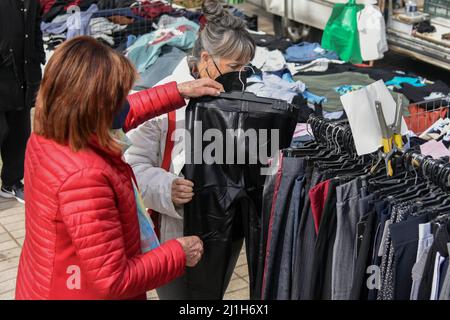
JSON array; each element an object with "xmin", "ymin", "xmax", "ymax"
[{"xmin": 321, "ymin": 0, "xmax": 365, "ymax": 63}]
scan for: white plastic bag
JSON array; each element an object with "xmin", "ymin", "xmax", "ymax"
[{"xmin": 357, "ymin": 4, "xmax": 389, "ymax": 61}]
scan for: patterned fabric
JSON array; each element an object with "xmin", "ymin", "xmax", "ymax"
[
  {"xmin": 378, "ymin": 201, "xmax": 413, "ymax": 300},
  {"xmin": 132, "ymin": 180, "xmax": 160, "ymax": 252},
  {"xmin": 112, "ymin": 129, "xmax": 160, "ymax": 253}
]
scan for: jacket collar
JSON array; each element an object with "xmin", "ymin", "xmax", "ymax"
[{"xmin": 87, "ymin": 135, "xmax": 126, "ymax": 167}]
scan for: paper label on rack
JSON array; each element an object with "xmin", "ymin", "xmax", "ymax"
[{"xmin": 341, "ymin": 80, "xmax": 409, "ymax": 156}]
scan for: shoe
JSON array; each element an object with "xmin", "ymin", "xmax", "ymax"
[{"xmin": 0, "ymin": 182, "xmax": 25, "ymax": 204}]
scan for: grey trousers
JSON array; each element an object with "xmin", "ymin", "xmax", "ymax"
[
  {"xmin": 331, "ymin": 177, "xmax": 365, "ymax": 300},
  {"xmin": 410, "ymin": 222, "xmax": 434, "ymax": 300},
  {"xmin": 439, "ymin": 243, "xmax": 450, "ymax": 300}
]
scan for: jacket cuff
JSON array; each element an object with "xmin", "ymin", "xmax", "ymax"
[
  {"xmin": 125, "ymin": 82, "xmax": 186, "ymax": 132},
  {"xmin": 159, "ymin": 81, "xmax": 186, "ymax": 111},
  {"xmin": 160, "ymin": 173, "xmax": 183, "ymax": 218},
  {"xmin": 162, "ymin": 239, "xmax": 186, "ymax": 275}
]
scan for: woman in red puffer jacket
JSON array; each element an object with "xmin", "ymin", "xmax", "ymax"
[{"xmin": 15, "ymin": 36, "xmax": 223, "ymax": 300}]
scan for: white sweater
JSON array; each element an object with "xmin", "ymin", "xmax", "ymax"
[{"xmin": 125, "ymin": 57, "xmax": 194, "ymax": 243}]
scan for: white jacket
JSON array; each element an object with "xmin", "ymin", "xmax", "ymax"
[{"xmin": 125, "ymin": 57, "xmax": 194, "ymax": 244}]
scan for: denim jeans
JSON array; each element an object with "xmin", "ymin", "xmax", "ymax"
[{"xmin": 284, "ymin": 42, "xmax": 339, "ymax": 63}]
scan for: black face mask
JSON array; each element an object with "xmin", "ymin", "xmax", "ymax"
[
  {"xmin": 112, "ymin": 100, "xmax": 130, "ymax": 129},
  {"xmin": 214, "ymin": 71, "xmax": 248, "ymax": 93}
]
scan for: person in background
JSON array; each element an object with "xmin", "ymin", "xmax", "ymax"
[
  {"xmin": 124, "ymin": 0, "xmax": 256, "ymax": 299},
  {"xmin": 0, "ymin": 0, "xmax": 45, "ymax": 203},
  {"xmin": 15, "ymin": 36, "xmax": 224, "ymax": 300}
]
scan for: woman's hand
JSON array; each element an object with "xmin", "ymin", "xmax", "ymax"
[
  {"xmin": 177, "ymin": 78, "xmax": 224, "ymax": 99},
  {"xmin": 172, "ymin": 178, "xmax": 194, "ymax": 206},
  {"xmin": 176, "ymin": 236, "xmax": 204, "ymax": 267}
]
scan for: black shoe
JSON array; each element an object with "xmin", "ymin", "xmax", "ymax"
[{"xmin": 0, "ymin": 182, "xmax": 25, "ymax": 204}]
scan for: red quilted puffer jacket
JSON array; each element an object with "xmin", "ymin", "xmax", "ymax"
[{"xmin": 16, "ymin": 82, "xmax": 187, "ymax": 300}]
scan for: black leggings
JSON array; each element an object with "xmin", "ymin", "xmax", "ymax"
[{"xmin": 183, "ymin": 95, "xmax": 298, "ymax": 299}]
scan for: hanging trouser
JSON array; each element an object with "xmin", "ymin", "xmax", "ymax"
[
  {"xmin": 367, "ymin": 202, "xmax": 391, "ymax": 300},
  {"xmin": 183, "ymin": 94, "xmax": 298, "ymax": 300},
  {"xmin": 292, "ymin": 166, "xmax": 323, "ymax": 300},
  {"xmin": 276, "ymin": 175, "xmax": 306, "ymax": 299},
  {"xmin": 255, "ymin": 152, "xmax": 284, "ymax": 300},
  {"xmin": 261, "ymin": 157, "xmax": 306, "ymax": 299},
  {"xmin": 307, "ymin": 178, "xmax": 341, "ymax": 300},
  {"xmin": 331, "ymin": 177, "xmax": 365, "ymax": 300},
  {"xmin": 350, "ymin": 210, "xmax": 378, "ymax": 300},
  {"xmin": 390, "ymin": 214, "xmax": 431, "ymax": 300}
]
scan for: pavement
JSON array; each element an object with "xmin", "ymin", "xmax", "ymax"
[{"xmin": 0, "ymin": 197, "xmax": 24, "ymax": 300}]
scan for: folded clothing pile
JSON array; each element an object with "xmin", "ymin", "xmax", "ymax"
[
  {"xmin": 89, "ymin": 17, "xmax": 128, "ymax": 46},
  {"xmin": 131, "ymin": 0, "xmax": 174, "ymax": 20},
  {"xmin": 97, "ymin": 0, "xmax": 135, "ymax": 10},
  {"xmin": 126, "ymin": 16, "xmax": 199, "ymax": 73},
  {"xmin": 40, "ymin": 0, "xmax": 98, "ymax": 22},
  {"xmin": 284, "ymin": 42, "xmax": 339, "ymax": 63}
]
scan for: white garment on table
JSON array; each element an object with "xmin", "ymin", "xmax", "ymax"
[
  {"xmin": 287, "ymin": 58, "xmax": 345, "ymax": 74},
  {"xmin": 357, "ymin": 5, "xmax": 388, "ymax": 61},
  {"xmin": 323, "ymin": 110, "xmax": 344, "ymax": 120},
  {"xmin": 419, "ymin": 118, "xmax": 450, "ymax": 141},
  {"xmin": 125, "ymin": 57, "xmax": 193, "ymax": 244},
  {"xmin": 424, "ymin": 92, "xmax": 447, "ymax": 100},
  {"xmin": 251, "ymin": 46, "xmax": 286, "ymax": 72},
  {"xmin": 252, "ymin": 46, "xmax": 268, "ymax": 69},
  {"xmin": 247, "ymin": 73, "xmax": 306, "ymax": 103}
]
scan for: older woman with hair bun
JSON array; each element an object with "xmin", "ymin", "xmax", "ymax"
[{"xmin": 125, "ymin": 0, "xmax": 256, "ymax": 299}]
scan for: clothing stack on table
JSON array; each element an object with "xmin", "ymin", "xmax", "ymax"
[
  {"xmin": 39, "ymin": 0, "xmax": 203, "ymax": 51},
  {"xmin": 249, "ymin": 38, "xmax": 344, "ymax": 121}
]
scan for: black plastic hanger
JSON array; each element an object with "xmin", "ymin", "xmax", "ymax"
[{"xmin": 219, "ymin": 92, "xmax": 292, "ymax": 112}]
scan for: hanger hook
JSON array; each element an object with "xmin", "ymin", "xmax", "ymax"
[
  {"xmin": 333, "ymin": 125, "xmax": 340, "ymax": 153},
  {"xmin": 238, "ymin": 65, "xmax": 256, "ymax": 94}
]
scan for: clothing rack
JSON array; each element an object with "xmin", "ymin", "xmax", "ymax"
[
  {"xmin": 309, "ymin": 115, "xmax": 358, "ymax": 156},
  {"xmin": 402, "ymin": 149, "xmax": 450, "ymax": 191},
  {"xmin": 296, "ymin": 114, "xmax": 450, "ymax": 191},
  {"xmin": 261, "ymin": 112, "xmax": 450, "ymax": 301},
  {"xmin": 283, "ymin": 115, "xmax": 357, "ymax": 157}
]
